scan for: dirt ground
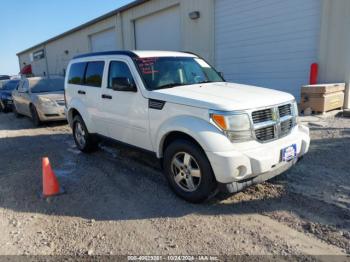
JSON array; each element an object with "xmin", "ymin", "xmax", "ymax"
[{"xmin": 0, "ymin": 111, "xmax": 349, "ymax": 257}]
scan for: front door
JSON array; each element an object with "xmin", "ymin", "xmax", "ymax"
[{"xmin": 98, "ymin": 58, "xmax": 152, "ymax": 151}]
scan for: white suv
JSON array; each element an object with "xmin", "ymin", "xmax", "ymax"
[{"xmin": 65, "ymin": 51, "xmax": 310, "ymax": 203}]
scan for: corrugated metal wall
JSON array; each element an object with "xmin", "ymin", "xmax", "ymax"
[
  {"xmin": 214, "ymin": 0, "xmax": 322, "ymax": 99},
  {"xmin": 17, "ymin": 0, "xmax": 214, "ymax": 77},
  {"xmin": 18, "ymin": 0, "xmax": 350, "ymax": 103}
]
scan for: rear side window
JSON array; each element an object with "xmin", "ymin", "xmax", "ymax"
[
  {"xmin": 68, "ymin": 63, "xmax": 86, "ymax": 85},
  {"xmin": 85, "ymin": 61, "xmax": 105, "ymax": 87}
]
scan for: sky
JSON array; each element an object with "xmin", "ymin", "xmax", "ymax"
[{"xmin": 0, "ymin": 0, "xmax": 134, "ymax": 75}]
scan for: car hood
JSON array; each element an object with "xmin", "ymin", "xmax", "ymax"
[
  {"xmin": 149, "ymin": 82, "xmax": 295, "ymax": 111},
  {"xmin": 33, "ymin": 91, "xmax": 64, "ymax": 101}
]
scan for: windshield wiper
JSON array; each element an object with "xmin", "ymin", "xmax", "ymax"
[
  {"xmin": 197, "ymin": 80, "xmax": 226, "ymax": 84},
  {"xmin": 196, "ymin": 80, "xmax": 212, "ymax": 84},
  {"xmin": 156, "ymin": 83, "xmax": 188, "ymax": 90},
  {"xmin": 156, "ymin": 81, "xmax": 220, "ymax": 90}
]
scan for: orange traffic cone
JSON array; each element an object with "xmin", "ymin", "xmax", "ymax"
[{"xmin": 42, "ymin": 157, "xmax": 64, "ymax": 198}]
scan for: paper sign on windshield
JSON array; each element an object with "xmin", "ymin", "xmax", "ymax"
[{"xmin": 135, "ymin": 58, "xmax": 159, "ymax": 75}]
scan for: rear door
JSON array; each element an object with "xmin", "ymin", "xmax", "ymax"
[
  {"xmin": 13, "ymin": 79, "xmax": 30, "ymax": 116},
  {"xmin": 12, "ymin": 80, "xmax": 23, "ymax": 113},
  {"xmin": 67, "ymin": 61, "xmax": 106, "ymax": 135},
  {"xmin": 83, "ymin": 60, "xmax": 107, "ymax": 135}
]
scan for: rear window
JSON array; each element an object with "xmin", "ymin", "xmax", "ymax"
[
  {"xmin": 68, "ymin": 63, "xmax": 86, "ymax": 85},
  {"xmin": 85, "ymin": 61, "xmax": 105, "ymax": 87},
  {"xmin": 30, "ymin": 78, "xmax": 64, "ymax": 93}
]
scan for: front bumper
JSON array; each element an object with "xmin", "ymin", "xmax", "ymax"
[
  {"xmin": 221, "ymin": 160, "xmax": 295, "ymax": 194},
  {"xmin": 206, "ymin": 124, "xmax": 310, "ymax": 184},
  {"xmin": 37, "ymin": 105, "xmax": 67, "ymax": 122},
  {"xmin": 0, "ymin": 99, "xmax": 13, "ymax": 111}
]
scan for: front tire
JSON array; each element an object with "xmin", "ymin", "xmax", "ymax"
[
  {"xmin": 13, "ymin": 105, "xmax": 22, "ymax": 118},
  {"xmin": 163, "ymin": 140, "xmax": 217, "ymax": 203},
  {"xmin": 72, "ymin": 115, "xmax": 97, "ymax": 153},
  {"xmin": 30, "ymin": 105, "xmax": 41, "ymax": 127}
]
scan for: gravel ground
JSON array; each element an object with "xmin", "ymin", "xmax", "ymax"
[{"xmin": 0, "ymin": 112, "xmax": 349, "ymax": 257}]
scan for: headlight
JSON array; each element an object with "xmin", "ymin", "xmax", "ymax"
[
  {"xmin": 39, "ymin": 97, "xmax": 56, "ymax": 107},
  {"xmin": 210, "ymin": 112, "xmax": 252, "ymax": 142},
  {"xmin": 293, "ymin": 101, "xmax": 299, "ymax": 116},
  {"xmin": 292, "ymin": 101, "xmax": 300, "ymax": 123}
]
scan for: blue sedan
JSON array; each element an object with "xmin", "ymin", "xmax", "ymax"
[{"xmin": 0, "ymin": 80, "xmax": 20, "ymax": 112}]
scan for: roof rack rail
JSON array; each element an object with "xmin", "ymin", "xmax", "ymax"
[{"xmin": 73, "ymin": 51, "xmax": 138, "ymax": 59}]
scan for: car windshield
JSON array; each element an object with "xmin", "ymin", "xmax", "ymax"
[
  {"xmin": 2, "ymin": 80, "xmax": 19, "ymax": 90},
  {"xmin": 134, "ymin": 57, "xmax": 224, "ymax": 90},
  {"xmin": 30, "ymin": 78, "xmax": 64, "ymax": 93}
]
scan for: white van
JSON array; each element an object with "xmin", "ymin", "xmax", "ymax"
[{"xmin": 64, "ymin": 51, "xmax": 310, "ymax": 203}]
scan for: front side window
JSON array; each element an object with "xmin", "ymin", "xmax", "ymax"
[
  {"xmin": 17, "ymin": 81, "xmax": 25, "ymax": 92},
  {"xmin": 85, "ymin": 61, "xmax": 105, "ymax": 87},
  {"xmin": 133, "ymin": 57, "xmax": 224, "ymax": 90},
  {"xmin": 68, "ymin": 62, "xmax": 87, "ymax": 85},
  {"xmin": 108, "ymin": 61, "xmax": 135, "ymax": 89},
  {"xmin": 18, "ymin": 80, "xmax": 29, "ymax": 93}
]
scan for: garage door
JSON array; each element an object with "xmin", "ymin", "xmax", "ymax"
[
  {"xmin": 135, "ymin": 6, "xmax": 181, "ymax": 51},
  {"xmin": 90, "ymin": 28, "xmax": 118, "ymax": 52},
  {"xmin": 215, "ymin": 0, "xmax": 322, "ymax": 99}
]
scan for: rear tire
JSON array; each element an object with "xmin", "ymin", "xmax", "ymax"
[
  {"xmin": 72, "ymin": 115, "xmax": 98, "ymax": 153},
  {"xmin": 30, "ymin": 105, "xmax": 41, "ymax": 127},
  {"xmin": 163, "ymin": 139, "xmax": 217, "ymax": 203}
]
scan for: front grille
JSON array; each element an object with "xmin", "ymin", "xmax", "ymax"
[
  {"xmin": 252, "ymin": 103, "xmax": 295, "ymax": 142},
  {"xmin": 281, "ymin": 119, "xmax": 293, "ymax": 136},
  {"xmin": 255, "ymin": 126, "xmax": 275, "ymax": 142},
  {"xmin": 278, "ymin": 104, "xmax": 292, "ymax": 118},
  {"xmin": 252, "ymin": 108, "xmax": 273, "ymax": 124}
]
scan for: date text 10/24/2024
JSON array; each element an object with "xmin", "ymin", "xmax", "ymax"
[{"xmin": 127, "ymin": 255, "xmax": 220, "ymax": 261}]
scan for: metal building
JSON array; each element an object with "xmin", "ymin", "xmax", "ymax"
[{"xmin": 17, "ymin": 0, "xmax": 350, "ymax": 104}]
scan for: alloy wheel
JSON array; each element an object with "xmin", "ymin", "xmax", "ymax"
[
  {"xmin": 171, "ymin": 152, "xmax": 202, "ymax": 192},
  {"xmin": 75, "ymin": 122, "xmax": 86, "ymax": 148}
]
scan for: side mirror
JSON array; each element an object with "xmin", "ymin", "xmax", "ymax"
[{"xmin": 111, "ymin": 77, "xmax": 137, "ymax": 92}]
